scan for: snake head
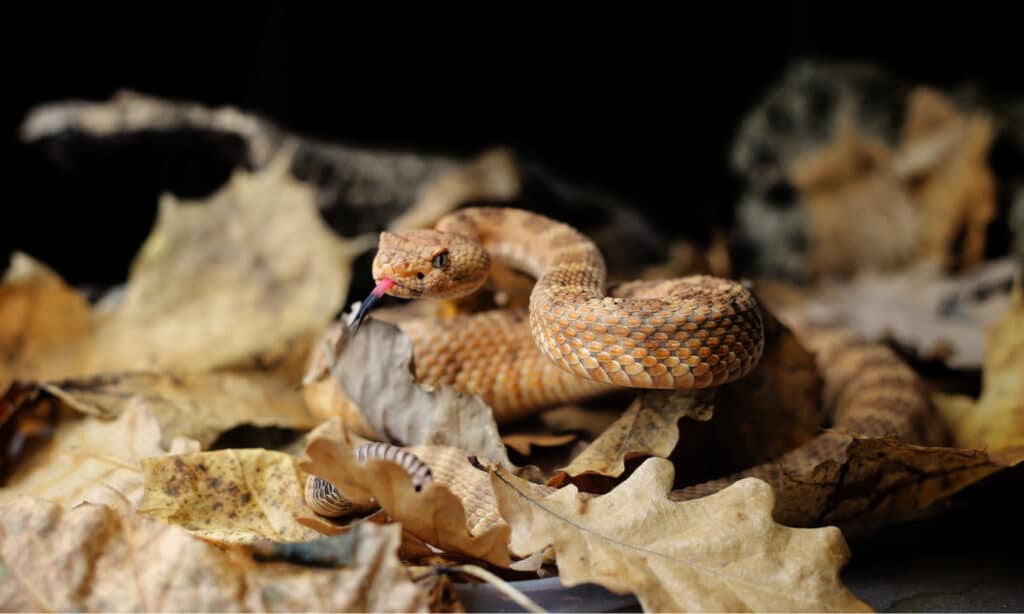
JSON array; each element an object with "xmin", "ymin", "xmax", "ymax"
[{"xmin": 371, "ymin": 229, "xmax": 491, "ymax": 300}]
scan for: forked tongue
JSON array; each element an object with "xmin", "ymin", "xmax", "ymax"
[{"xmin": 349, "ymin": 278, "xmax": 396, "ymax": 333}]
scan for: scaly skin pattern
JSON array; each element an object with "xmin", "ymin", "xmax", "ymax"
[
  {"xmin": 670, "ymin": 326, "xmax": 949, "ymax": 508},
  {"xmin": 373, "ymin": 207, "xmax": 766, "ymax": 423},
  {"xmin": 398, "ymin": 309, "xmax": 618, "ymax": 421},
  {"xmin": 319, "ymin": 207, "xmax": 948, "ymax": 528}
]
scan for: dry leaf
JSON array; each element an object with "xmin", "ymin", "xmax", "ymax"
[
  {"xmin": 673, "ymin": 306, "xmax": 824, "ymax": 485},
  {"xmin": 0, "ymin": 495, "xmax": 427, "ymax": 612},
  {"xmin": 501, "ymin": 432, "xmax": 576, "ymax": 456},
  {"xmin": 304, "ymin": 319, "xmax": 513, "ymax": 467},
  {"xmin": 792, "ymin": 121, "xmax": 920, "ymax": 276},
  {"xmin": 788, "ymin": 88, "xmax": 997, "ymax": 277},
  {"xmin": 558, "ymin": 307, "xmax": 821, "ymax": 489},
  {"xmin": 301, "ymin": 419, "xmax": 517, "ymax": 567},
  {"xmin": 43, "ymin": 371, "xmax": 316, "ymax": 448},
  {"xmin": 491, "ymin": 458, "xmax": 869, "ymax": 612},
  {"xmin": 766, "ymin": 435, "xmax": 1010, "ymax": 531},
  {"xmin": 0, "ymin": 382, "xmax": 60, "ymax": 482},
  {"xmin": 896, "ymin": 88, "xmax": 996, "ymax": 269},
  {"xmin": 536, "ymin": 404, "xmax": 626, "ymax": 440},
  {"xmin": 0, "ymin": 404, "xmax": 191, "ymax": 509},
  {"xmin": 670, "ymin": 325, "xmax": 1004, "ymax": 530},
  {"xmin": 139, "ymin": 448, "xmax": 321, "ymax": 545},
  {"xmin": 934, "ymin": 283, "xmax": 1024, "ymax": 458},
  {"xmin": 82, "ymin": 155, "xmax": 363, "ymax": 377},
  {"xmin": 793, "ymin": 258, "xmax": 1016, "ymax": 369},
  {"xmin": 551, "ymin": 391, "xmax": 713, "ymax": 486},
  {"xmin": 0, "ymin": 253, "xmax": 92, "ymax": 391},
  {"xmin": 389, "ymin": 148, "xmax": 520, "ymax": 232},
  {"xmin": 1, "ymin": 156, "xmax": 365, "ymax": 388}
]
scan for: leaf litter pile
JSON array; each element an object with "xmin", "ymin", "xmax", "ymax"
[{"xmin": 3, "ymin": 75, "xmax": 1024, "ymax": 612}]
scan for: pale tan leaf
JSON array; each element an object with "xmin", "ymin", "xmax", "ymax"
[
  {"xmin": 303, "ymin": 319, "xmax": 513, "ymax": 467},
  {"xmin": 792, "ymin": 258, "xmax": 1016, "ymax": 369},
  {"xmin": 301, "ymin": 419, "xmax": 517, "ymax": 567},
  {"xmin": 491, "ymin": 458, "xmax": 870, "ymax": 612},
  {"xmin": 81, "ymin": 155, "xmax": 363, "ymax": 378},
  {"xmin": 0, "ymin": 496, "xmax": 427, "ymax": 612},
  {"xmin": 0, "ymin": 157, "xmax": 367, "ymax": 390},
  {"xmin": 0, "ymin": 405, "xmax": 183, "ymax": 509},
  {"xmin": 501, "ymin": 432, "xmax": 576, "ymax": 456},
  {"xmin": 140, "ymin": 449, "xmax": 321, "ymax": 545},
  {"xmin": 43, "ymin": 372, "xmax": 316, "ymax": 448},
  {"xmin": 536, "ymin": 404, "xmax": 625, "ymax": 440}
]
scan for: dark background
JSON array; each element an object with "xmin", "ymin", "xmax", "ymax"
[
  {"xmin": 5, "ymin": 4, "xmax": 1024, "ymax": 606},
  {"xmin": 6, "ymin": 2, "xmax": 1023, "ymax": 287}
]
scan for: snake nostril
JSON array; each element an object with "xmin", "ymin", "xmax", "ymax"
[{"xmin": 416, "ymin": 272, "xmax": 425, "ymax": 280}]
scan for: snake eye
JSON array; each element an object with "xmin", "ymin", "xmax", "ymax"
[{"xmin": 432, "ymin": 250, "xmax": 449, "ymax": 269}]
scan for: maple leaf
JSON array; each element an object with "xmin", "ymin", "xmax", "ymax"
[{"xmin": 491, "ymin": 458, "xmax": 869, "ymax": 612}]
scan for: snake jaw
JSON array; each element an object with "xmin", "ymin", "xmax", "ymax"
[{"xmin": 349, "ymin": 278, "xmax": 396, "ymax": 333}]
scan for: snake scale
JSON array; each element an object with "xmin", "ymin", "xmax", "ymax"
[{"xmin": 307, "ymin": 207, "xmax": 948, "ymax": 527}]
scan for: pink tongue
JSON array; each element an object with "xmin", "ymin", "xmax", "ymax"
[
  {"xmin": 371, "ymin": 278, "xmax": 397, "ymax": 297},
  {"xmin": 349, "ymin": 278, "xmax": 397, "ymax": 333}
]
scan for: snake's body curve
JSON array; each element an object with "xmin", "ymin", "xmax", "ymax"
[
  {"xmin": 377, "ymin": 207, "xmax": 765, "ymax": 420},
  {"xmin": 306, "ymin": 207, "xmax": 948, "ymax": 527}
]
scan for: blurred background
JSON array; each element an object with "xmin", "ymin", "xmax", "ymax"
[
  {"xmin": 5, "ymin": 5, "xmax": 1024, "ymax": 608},
  {"xmin": 7, "ymin": 3, "xmax": 1022, "ymax": 287}
]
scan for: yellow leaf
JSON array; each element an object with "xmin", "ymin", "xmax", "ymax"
[
  {"xmin": 491, "ymin": 458, "xmax": 870, "ymax": 612},
  {"xmin": 934, "ymin": 282, "xmax": 1024, "ymax": 459},
  {"xmin": 43, "ymin": 371, "xmax": 316, "ymax": 448},
  {"xmin": 301, "ymin": 419, "xmax": 518, "ymax": 567},
  {"xmin": 0, "ymin": 495, "xmax": 427, "ymax": 612},
  {"xmin": 140, "ymin": 449, "xmax": 321, "ymax": 545},
  {"xmin": 0, "ymin": 405, "xmax": 191, "ymax": 509}
]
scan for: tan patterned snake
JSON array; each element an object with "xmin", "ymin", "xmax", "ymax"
[
  {"xmin": 308, "ymin": 206, "xmax": 947, "ymax": 526},
  {"xmin": 355, "ymin": 206, "xmax": 766, "ymax": 420}
]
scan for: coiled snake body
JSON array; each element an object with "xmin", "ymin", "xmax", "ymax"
[
  {"xmin": 373, "ymin": 206, "xmax": 765, "ymax": 420},
  {"xmin": 308, "ymin": 207, "xmax": 946, "ymax": 525}
]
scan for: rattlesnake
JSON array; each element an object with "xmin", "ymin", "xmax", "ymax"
[{"xmin": 308, "ymin": 207, "xmax": 947, "ymax": 526}]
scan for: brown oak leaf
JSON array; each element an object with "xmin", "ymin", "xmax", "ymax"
[{"xmin": 301, "ymin": 419, "xmax": 526, "ymax": 567}]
